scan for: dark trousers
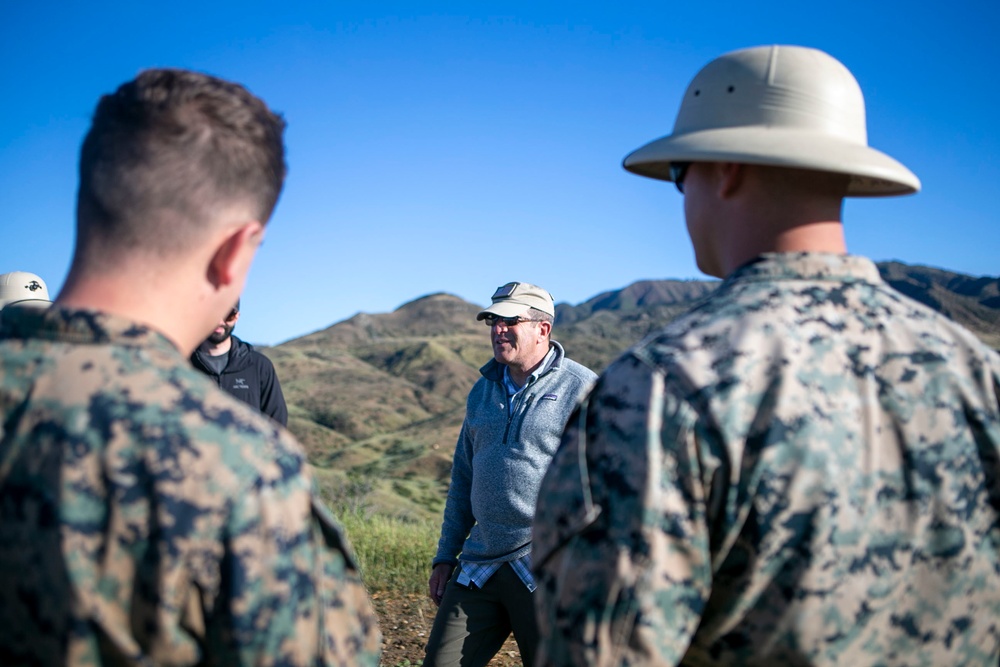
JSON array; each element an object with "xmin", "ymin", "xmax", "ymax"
[{"xmin": 423, "ymin": 563, "xmax": 538, "ymax": 667}]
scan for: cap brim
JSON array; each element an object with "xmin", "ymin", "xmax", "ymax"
[
  {"xmin": 476, "ymin": 301, "xmax": 533, "ymax": 320},
  {"xmin": 623, "ymin": 126, "xmax": 920, "ymax": 197},
  {"xmin": 2, "ymin": 299, "xmax": 52, "ymax": 310}
]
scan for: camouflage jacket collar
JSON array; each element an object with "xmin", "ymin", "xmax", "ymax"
[
  {"xmin": 0, "ymin": 304, "xmax": 179, "ymax": 354},
  {"xmin": 729, "ymin": 252, "xmax": 883, "ymax": 284}
]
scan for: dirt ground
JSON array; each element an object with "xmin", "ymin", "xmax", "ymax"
[{"xmin": 373, "ymin": 591, "xmax": 523, "ymax": 667}]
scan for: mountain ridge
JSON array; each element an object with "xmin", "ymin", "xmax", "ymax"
[{"xmin": 266, "ymin": 261, "xmax": 1000, "ymax": 520}]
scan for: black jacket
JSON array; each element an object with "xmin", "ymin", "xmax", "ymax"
[{"xmin": 190, "ymin": 335, "xmax": 288, "ymax": 426}]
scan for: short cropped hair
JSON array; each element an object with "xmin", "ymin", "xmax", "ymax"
[
  {"xmin": 76, "ymin": 69, "xmax": 286, "ymax": 260},
  {"xmin": 528, "ymin": 307, "xmax": 554, "ymax": 327}
]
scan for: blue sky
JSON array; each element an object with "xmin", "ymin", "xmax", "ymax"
[{"xmin": 2, "ymin": 2, "xmax": 997, "ymax": 345}]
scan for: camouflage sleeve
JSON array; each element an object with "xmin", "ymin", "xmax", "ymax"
[
  {"xmin": 532, "ymin": 353, "xmax": 713, "ymax": 667},
  {"xmin": 211, "ymin": 440, "xmax": 382, "ymax": 666}
]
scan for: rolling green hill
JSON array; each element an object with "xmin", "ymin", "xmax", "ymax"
[{"xmin": 266, "ymin": 262, "xmax": 1000, "ymax": 521}]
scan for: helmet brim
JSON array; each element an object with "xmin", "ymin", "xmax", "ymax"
[{"xmin": 623, "ymin": 126, "xmax": 920, "ymax": 197}]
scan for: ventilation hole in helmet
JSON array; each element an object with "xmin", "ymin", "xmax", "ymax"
[
  {"xmin": 727, "ymin": 86, "xmax": 735, "ymax": 93},
  {"xmin": 693, "ymin": 90, "xmax": 700, "ymax": 96}
]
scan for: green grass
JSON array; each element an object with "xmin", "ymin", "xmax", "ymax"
[{"xmin": 338, "ymin": 510, "xmax": 439, "ymax": 594}]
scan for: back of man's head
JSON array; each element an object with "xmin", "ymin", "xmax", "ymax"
[{"xmin": 75, "ymin": 69, "xmax": 286, "ymax": 266}]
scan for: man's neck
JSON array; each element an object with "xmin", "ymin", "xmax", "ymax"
[
  {"xmin": 200, "ymin": 336, "xmax": 233, "ymax": 357},
  {"xmin": 56, "ymin": 258, "xmax": 233, "ymax": 356},
  {"xmin": 717, "ymin": 178, "xmax": 847, "ymax": 277},
  {"xmin": 720, "ymin": 220, "xmax": 847, "ymax": 277}
]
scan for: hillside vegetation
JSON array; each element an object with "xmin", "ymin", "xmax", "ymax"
[{"xmin": 267, "ymin": 262, "xmax": 1000, "ymax": 521}]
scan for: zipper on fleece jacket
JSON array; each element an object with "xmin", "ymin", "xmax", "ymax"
[
  {"xmin": 502, "ymin": 385, "xmax": 535, "ymax": 445},
  {"xmin": 512, "ymin": 394, "xmax": 535, "ymax": 444}
]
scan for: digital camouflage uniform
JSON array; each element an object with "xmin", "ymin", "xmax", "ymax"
[
  {"xmin": 0, "ymin": 306, "xmax": 381, "ymax": 666},
  {"xmin": 533, "ymin": 253, "xmax": 1000, "ymax": 666}
]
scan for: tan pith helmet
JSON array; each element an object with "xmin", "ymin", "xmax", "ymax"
[
  {"xmin": 623, "ymin": 45, "xmax": 920, "ymax": 196},
  {"xmin": 0, "ymin": 271, "xmax": 52, "ymax": 309}
]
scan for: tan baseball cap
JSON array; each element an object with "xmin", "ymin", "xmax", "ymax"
[
  {"xmin": 0, "ymin": 271, "xmax": 52, "ymax": 309},
  {"xmin": 477, "ymin": 282, "xmax": 555, "ymax": 320}
]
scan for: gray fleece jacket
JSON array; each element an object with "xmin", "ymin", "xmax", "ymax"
[{"xmin": 433, "ymin": 340, "xmax": 597, "ymax": 566}]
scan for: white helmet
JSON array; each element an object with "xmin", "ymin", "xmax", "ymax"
[
  {"xmin": 0, "ymin": 271, "xmax": 52, "ymax": 309},
  {"xmin": 623, "ymin": 45, "xmax": 920, "ymax": 196}
]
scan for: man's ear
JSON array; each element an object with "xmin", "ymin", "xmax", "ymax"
[
  {"xmin": 537, "ymin": 319, "xmax": 553, "ymax": 340},
  {"xmin": 717, "ymin": 162, "xmax": 745, "ymax": 198},
  {"xmin": 207, "ymin": 221, "xmax": 264, "ymax": 288}
]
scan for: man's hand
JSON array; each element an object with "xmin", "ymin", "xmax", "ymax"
[{"xmin": 428, "ymin": 563, "xmax": 454, "ymax": 607}]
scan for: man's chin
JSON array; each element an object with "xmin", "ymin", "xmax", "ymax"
[
  {"xmin": 207, "ymin": 333, "xmax": 231, "ymax": 345},
  {"xmin": 493, "ymin": 351, "xmax": 514, "ymax": 365}
]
